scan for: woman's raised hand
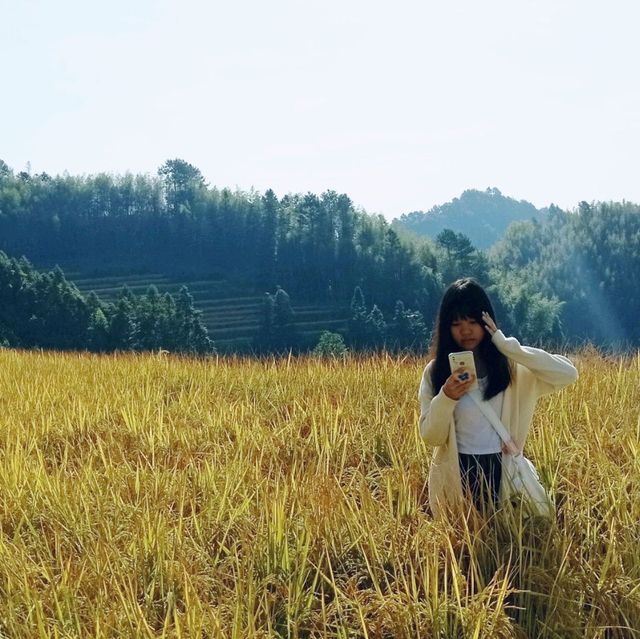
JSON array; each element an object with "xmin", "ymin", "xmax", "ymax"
[
  {"xmin": 443, "ymin": 367, "xmax": 476, "ymax": 400},
  {"xmin": 482, "ymin": 311, "xmax": 498, "ymax": 336}
]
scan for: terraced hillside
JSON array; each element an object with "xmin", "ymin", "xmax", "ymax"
[{"xmin": 68, "ymin": 272, "xmax": 350, "ymax": 353}]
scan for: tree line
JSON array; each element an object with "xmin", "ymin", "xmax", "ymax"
[
  {"xmin": 1, "ymin": 158, "xmax": 639, "ymax": 351},
  {"xmin": 254, "ymin": 285, "xmax": 428, "ymax": 355},
  {"xmin": 0, "ymin": 252, "xmax": 213, "ymax": 353},
  {"xmin": 490, "ymin": 202, "xmax": 640, "ymax": 346},
  {"xmin": 0, "ymin": 158, "xmax": 429, "ymax": 315}
]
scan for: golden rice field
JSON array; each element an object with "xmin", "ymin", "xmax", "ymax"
[{"xmin": 0, "ymin": 347, "xmax": 638, "ymax": 638}]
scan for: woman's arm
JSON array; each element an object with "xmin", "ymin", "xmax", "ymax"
[
  {"xmin": 418, "ymin": 362, "xmax": 458, "ymax": 446},
  {"xmin": 491, "ymin": 329, "xmax": 578, "ymax": 393},
  {"xmin": 482, "ymin": 311, "xmax": 578, "ymax": 394}
]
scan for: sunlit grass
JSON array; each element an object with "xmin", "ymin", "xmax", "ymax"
[{"xmin": 0, "ymin": 347, "xmax": 638, "ymax": 637}]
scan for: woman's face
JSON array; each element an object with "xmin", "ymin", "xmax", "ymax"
[{"xmin": 450, "ymin": 316, "xmax": 485, "ymax": 352}]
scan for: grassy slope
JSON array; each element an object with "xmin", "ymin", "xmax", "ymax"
[{"xmin": 0, "ymin": 348, "xmax": 637, "ymax": 637}]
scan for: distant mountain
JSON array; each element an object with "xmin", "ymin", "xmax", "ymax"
[{"xmin": 393, "ymin": 188, "xmax": 546, "ymax": 249}]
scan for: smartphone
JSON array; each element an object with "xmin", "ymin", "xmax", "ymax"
[{"xmin": 448, "ymin": 351, "xmax": 479, "ymax": 391}]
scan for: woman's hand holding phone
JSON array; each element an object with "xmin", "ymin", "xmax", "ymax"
[{"xmin": 443, "ymin": 367, "xmax": 476, "ymax": 400}]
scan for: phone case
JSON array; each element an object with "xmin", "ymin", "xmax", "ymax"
[{"xmin": 448, "ymin": 351, "xmax": 479, "ymax": 391}]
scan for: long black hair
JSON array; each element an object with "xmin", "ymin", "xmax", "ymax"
[{"xmin": 429, "ymin": 278, "xmax": 512, "ymax": 400}]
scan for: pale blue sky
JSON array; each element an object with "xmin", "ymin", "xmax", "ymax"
[{"xmin": 2, "ymin": 0, "xmax": 639, "ymax": 220}]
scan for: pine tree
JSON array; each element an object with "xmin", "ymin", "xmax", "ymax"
[
  {"xmin": 109, "ymin": 297, "xmax": 135, "ymax": 350},
  {"xmin": 159, "ymin": 293, "xmax": 178, "ymax": 349},
  {"xmin": 174, "ymin": 286, "xmax": 214, "ymax": 353},
  {"xmin": 389, "ymin": 300, "xmax": 409, "ymax": 351},
  {"xmin": 134, "ymin": 285, "xmax": 163, "ymax": 350},
  {"xmin": 272, "ymin": 285, "xmax": 296, "ymax": 351},
  {"xmin": 255, "ymin": 292, "xmax": 276, "ymax": 353},
  {"xmin": 348, "ymin": 286, "xmax": 368, "ymax": 348},
  {"xmin": 389, "ymin": 300, "xmax": 428, "ymax": 352},
  {"xmin": 258, "ymin": 189, "xmax": 278, "ymax": 285},
  {"xmin": 365, "ymin": 304, "xmax": 386, "ymax": 350},
  {"xmin": 87, "ymin": 307, "xmax": 110, "ymax": 352}
]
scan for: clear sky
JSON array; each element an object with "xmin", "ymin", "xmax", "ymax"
[{"xmin": 2, "ymin": 0, "xmax": 639, "ymax": 220}]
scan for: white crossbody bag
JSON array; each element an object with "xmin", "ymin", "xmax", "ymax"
[{"xmin": 467, "ymin": 390, "xmax": 554, "ymax": 518}]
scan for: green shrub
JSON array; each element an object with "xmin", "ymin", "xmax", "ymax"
[{"xmin": 313, "ymin": 331, "xmax": 348, "ymax": 358}]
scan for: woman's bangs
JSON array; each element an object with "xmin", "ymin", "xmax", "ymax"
[{"xmin": 448, "ymin": 299, "xmax": 483, "ymax": 323}]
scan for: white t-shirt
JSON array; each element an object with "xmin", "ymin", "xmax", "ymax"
[{"xmin": 454, "ymin": 376, "xmax": 504, "ymax": 454}]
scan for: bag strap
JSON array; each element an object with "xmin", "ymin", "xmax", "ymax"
[{"xmin": 467, "ymin": 389, "xmax": 518, "ymax": 452}]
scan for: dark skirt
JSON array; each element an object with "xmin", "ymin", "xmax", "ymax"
[{"xmin": 458, "ymin": 452, "xmax": 502, "ymax": 513}]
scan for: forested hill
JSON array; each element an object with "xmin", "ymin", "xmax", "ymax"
[
  {"xmin": 1, "ymin": 159, "xmax": 640, "ymax": 352},
  {"xmin": 0, "ymin": 157, "xmax": 446, "ymax": 354},
  {"xmin": 394, "ymin": 188, "xmax": 545, "ymax": 249},
  {"xmin": 0, "ymin": 158, "xmax": 431, "ymax": 314}
]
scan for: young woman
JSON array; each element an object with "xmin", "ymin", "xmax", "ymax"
[{"xmin": 418, "ymin": 278, "xmax": 578, "ymax": 517}]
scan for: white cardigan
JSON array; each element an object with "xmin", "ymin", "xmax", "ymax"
[{"xmin": 418, "ymin": 330, "xmax": 578, "ymax": 517}]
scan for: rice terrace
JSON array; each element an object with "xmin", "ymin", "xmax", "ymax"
[{"xmin": 0, "ymin": 346, "xmax": 637, "ymax": 637}]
